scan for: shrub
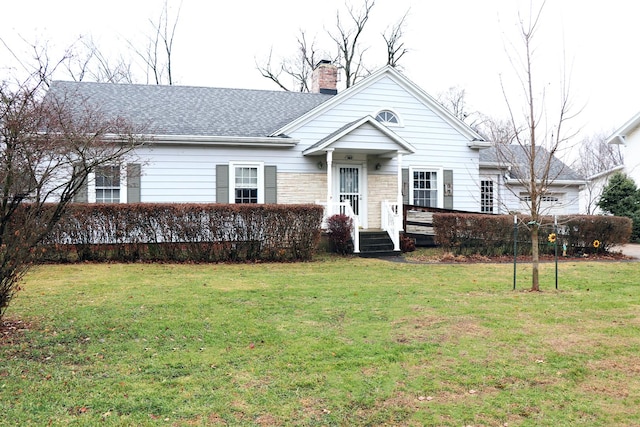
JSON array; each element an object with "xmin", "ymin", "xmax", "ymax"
[
  {"xmin": 326, "ymin": 213, "xmax": 354, "ymax": 255},
  {"xmin": 433, "ymin": 213, "xmax": 632, "ymax": 256},
  {"xmin": 40, "ymin": 203, "xmax": 324, "ymax": 263},
  {"xmin": 400, "ymin": 233, "xmax": 416, "ymax": 252}
]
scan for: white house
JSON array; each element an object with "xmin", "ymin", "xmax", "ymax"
[
  {"xmin": 48, "ymin": 63, "xmax": 582, "ymax": 252},
  {"xmin": 579, "ymin": 165, "xmax": 625, "ymax": 215},
  {"xmin": 607, "ymin": 111, "xmax": 640, "ymax": 186},
  {"xmin": 479, "ymin": 145, "xmax": 584, "ymax": 216},
  {"xmin": 576, "ymin": 112, "xmax": 640, "ymax": 215}
]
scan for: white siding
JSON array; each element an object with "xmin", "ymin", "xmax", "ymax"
[
  {"xmin": 133, "ymin": 145, "xmax": 315, "ymax": 203},
  {"xmin": 126, "ymin": 73, "xmax": 483, "ymax": 210},
  {"xmin": 623, "ymin": 126, "xmax": 640, "ymax": 185},
  {"xmin": 291, "ymin": 75, "xmax": 482, "ymax": 212},
  {"xmin": 500, "ymin": 183, "xmax": 581, "ymax": 216}
]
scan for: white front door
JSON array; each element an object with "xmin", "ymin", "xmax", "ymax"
[{"xmin": 335, "ymin": 164, "xmax": 365, "ymax": 227}]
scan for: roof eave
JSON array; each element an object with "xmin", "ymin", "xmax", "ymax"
[
  {"xmin": 468, "ymin": 140, "xmax": 493, "ymax": 149},
  {"xmin": 149, "ymin": 134, "xmax": 299, "ymax": 147},
  {"xmin": 302, "ymin": 115, "xmax": 416, "ymax": 156},
  {"xmin": 587, "ymin": 164, "xmax": 625, "ymax": 180},
  {"xmin": 607, "ymin": 111, "xmax": 640, "ymax": 145}
]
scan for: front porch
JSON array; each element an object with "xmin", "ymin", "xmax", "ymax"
[
  {"xmin": 302, "ymin": 114, "xmax": 416, "ymax": 256},
  {"xmin": 317, "ymin": 200, "xmax": 402, "ymax": 256}
]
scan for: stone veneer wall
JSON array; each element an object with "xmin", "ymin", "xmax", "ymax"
[
  {"xmin": 277, "ymin": 173, "xmax": 327, "ymax": 204},
  {"xmin": 367, "ymin": 174, "xmax": 398, "ymax": 229},
  {"xmin": 278, "ymin": 172, "xmax": 398, "ymax": 230}
]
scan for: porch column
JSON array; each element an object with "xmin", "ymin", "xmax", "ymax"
[
  {"xmin": 326, "ymin": 149, "xmax": 334, "ymax": 215},
  {"xmin": 397, "ymin": 152, "xmax": 403, "ymax": 211}
]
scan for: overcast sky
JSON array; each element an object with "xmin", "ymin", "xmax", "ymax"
[{"xmin": 2, "ymin": 0, "xmax": 639, "ymax": 149}]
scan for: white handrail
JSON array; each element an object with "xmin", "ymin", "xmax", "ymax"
[
  {"xmin": 316, "ymin": 200, "xmax": 360, "ymax": 253},
  {"xmin": 381, "ymin": 200, "xmax": 401, "ymax": 251}
]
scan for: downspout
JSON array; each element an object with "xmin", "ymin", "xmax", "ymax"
[
  {"xmin": 397, "ymin": 153, "xmax": 403, "ymax": 215},
  {"xmin": 395, "ymin": 153, "xmax": 403, "ymax": 251},
  {"xmin": 326, "ymin": 148, "xmax": 334, "ymax": 216}
]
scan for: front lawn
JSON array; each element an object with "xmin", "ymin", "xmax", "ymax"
[{"xmin": 1, "ymin": 258, "xmax": 640, "ymax": 426}]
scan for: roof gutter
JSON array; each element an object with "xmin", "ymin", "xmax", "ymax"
[
  {"xmin": 467, "ymin": 140, "xmax": 492, "ymax": 149},
  {"xmin": 503, "ymin": 177, "xmax": 586, "ymax": 186},
  {"xmin": 145, "ymin": 134, "xmax": 299, "ymax": 147}
]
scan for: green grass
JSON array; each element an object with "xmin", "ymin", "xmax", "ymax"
[{"xmin": 1, "ymin": 257, "xmax": 640, "ymax": 426}]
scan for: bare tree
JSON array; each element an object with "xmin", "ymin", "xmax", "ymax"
[
  {"xmin": 0, "ymin": 36, "xmax": 72, "ymax": 88},
  {"xmin": 63, "ymin": 37, "xmax": 134, "ymax": 84},
  {"xmin": 131, "ymin": 0, "xmax": 182, "ymax": 85},
  {"xmin": 383, "ymin": 10, "xmax": 410, "ymax": 68},
  {"xmin": 476, "ymin": 115, "xmax": 520, "ymax": 145},
  {"xmin": 329, "ymin": 0, "xmax": 376, "ymax": 88},
  {"xmin": 0, "ymin": 64, "xmax": 145, "ymax": 321},
  {"xmin": 256, "ymin": 32, "xmax": 327, "ymax": 92},
  {"xmin": 257, "ymin": 1, "xmax": 409, "ymax": 92},
  {"xmin": 437, "ymin": 86, "xmax": 472, "ymax": 122},
  {"xmin": 573, "ymin": 131, "xmax": 623, "ymax": 177},
  {"xmin": 495, "ymin": 2, "xmax": 578, "ymax": 291}
]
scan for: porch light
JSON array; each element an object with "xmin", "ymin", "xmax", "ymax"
[
  {"xmin": 375, "ymin": 163, "xmax": 382, "ymax": 170},
  {"xmin": 317, "ymin": 161, "xmax": 324, "ymax": 169}
]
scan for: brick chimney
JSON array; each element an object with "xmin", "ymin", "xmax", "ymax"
[{"xmin": 311, "ymin": 60, "xmax": 338, "ymax": 95}]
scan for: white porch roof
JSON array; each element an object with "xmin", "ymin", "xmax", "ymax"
[{"xmin": 302, "ymin": 115, "xmax": 416, "ymax": 157}]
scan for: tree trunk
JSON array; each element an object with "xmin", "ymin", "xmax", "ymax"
[{"xmin": 531, "ymin": 226, "xmax": 540, "ymax": 291}]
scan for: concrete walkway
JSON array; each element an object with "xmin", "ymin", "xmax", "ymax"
[{"xmin": 613, "ymin": 244, "xmax": 640, "ymax": 259}]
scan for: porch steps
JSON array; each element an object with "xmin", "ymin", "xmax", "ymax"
[{"xmin": 358, "ymin": 230, "xmax": 401, "ymax": 258}]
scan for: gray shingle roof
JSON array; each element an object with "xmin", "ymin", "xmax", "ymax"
[
  {"xmin": 47, "ymin": 81, "xmax": 334, "ymax": 137},
  {"xmin": 480, "ymin": 145, "xmax": 584, "ymax": 182}
]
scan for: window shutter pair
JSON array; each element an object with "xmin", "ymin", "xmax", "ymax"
[
  {"xmin": 216, "ymin": 165, "xmax": 277, "ymax": 203},
  {"xmin": 401, "ymin": 168, "xmax": 453, "ymax": 209},
  {"xmin": 72, "ymin": 163, "xmax": 141, "ymax": 203}
]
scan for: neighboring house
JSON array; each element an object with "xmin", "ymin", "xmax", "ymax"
[
  {"xmin": 578, "ymin": 111, "xmax": 640, "ymax": 216},
  {"xmin": 607, "ymin": 112, "xmax": 640, "ymax": 186},
  {"xmin": 479, "ymin": 145, "xmax": 585, "ymax": 216},
  {"xmin": 579, "ymin": 165, "xmax": 625, "ymax": 215}
]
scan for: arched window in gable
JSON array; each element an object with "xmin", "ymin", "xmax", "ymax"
[{"xmin": 375, "ymin": 109, "xmax": 400, "ymax": 126}]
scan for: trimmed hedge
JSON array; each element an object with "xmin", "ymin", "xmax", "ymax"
[
  {"xmin": 41, "ymin": 203, "xmax": 324, "ymax": 263},
  {"xmin": 433, "ymin": 213, "xmax": 632, "ymax": 256}
]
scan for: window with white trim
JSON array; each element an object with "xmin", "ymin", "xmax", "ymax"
[
  {"xmin": 519, "ymin": 194, "xmax": 561, "ymax": 203},
  {"xmin": 95, "ymin": 165, "xmax": 121, "ymax": 203},
  {"xmin": 412, "ymin": 169, "xmax": 438, "ymax": 207},
  {"xmin": 481, "ymin": 179, "xmax": 494, "ymax": 213},
  {"xmin": 230, "ymin": 162, "xmax": 264, "ymax": 204},
  {"xmin": 375, "ymin": 109, "xmax": 399, "ymax": 125}
]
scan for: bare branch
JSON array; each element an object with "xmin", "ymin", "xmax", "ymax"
[
  {"xmin": 255, "ymin": 49, "xmax": 292, "ymax": 92},
  {"xmin": 382, "ymin": 10, "xmax": 410, "ymax": 68},
  {"xmin": 128, "ymin": 0, "xmax": 181, "ymax": 85},
  {"xmin": 63, "ymin": 36, "xmax": 134, "ymax": 83},
  {"xmin": 329, "ymin": 0, "xmax": 375, "ymax": 88}
]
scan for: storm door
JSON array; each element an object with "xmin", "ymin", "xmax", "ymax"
[{"xmin": 336, "ymin": 165, "xmax": 363, "ymax": 226}]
